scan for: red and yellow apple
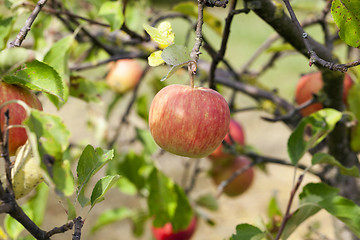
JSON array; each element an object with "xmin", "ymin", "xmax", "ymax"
[
  {"xmin": 208, "ymin": 119, "xmax": 245, "ymax": 162},
  {"xmin": 151, "ymin": 217, "xmax": 197, "ymax": 240},
  {"xmin": 0, "ymin": 82, "xmax": 42, "ymax": 156},
  {"xmin": 149, "ymin": 84, "xmax": 230, "ymax": 158},
  {"xmin": 106, "ymin": 59, "xmax": 143, "ymax": 93},
  {"xmin": 295, "ymin": 72, "xmax": 353, "ymax": 116},
  {"xmin": 210, "ymin": 156, "xmax": 254, "ymax": 197}
]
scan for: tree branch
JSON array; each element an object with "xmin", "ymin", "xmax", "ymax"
[{"xmin": 9, "ymin": 0, "xmax": 48, "ymax": 47}]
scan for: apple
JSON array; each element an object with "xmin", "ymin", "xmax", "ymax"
[
  {"xmin": 106, "ymin": 59, "xmax": 143, "ymax": 93},
  {"xmin": 295, "ymin": 72, "xmax": 353, "ymax": 116},
  {"xmin": 210, "ymin": 156, "xmax": 254, "ymax": 197},
  {"xmin": 0, "ymin": 82, "xmax": 42, "ymax": 156},
  {"xmin": 151, "ymin": 217, "xmax": 197, "ymax": 240},
  {"xmin": 208, "ymin": 119, "xmax": 245, "ymax": 162},
  {"xmin": 149, "ymin": 84, "xmax": 230, "ymax": 158}
]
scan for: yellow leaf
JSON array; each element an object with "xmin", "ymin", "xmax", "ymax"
[
  {"xmin": 143, "ymin": 21, "xmax": 175, "ymax": 49},
  {"xmin": 148, "ymin": 50, "xmax": 165, "ymax": 67}
]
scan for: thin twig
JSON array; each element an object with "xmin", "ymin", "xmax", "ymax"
[
  {"xmin": 208, "ymin": 0, "xmax": 238, "ymax": 89},
  {"xmin": 46, "ymin": 221, "xmax": 74, "ymax": 238},
  {"xmin": 216, "ymin": 160, "xmax": 255, "ymax": 198},
  {"xmin": 275, "ymin": 173, "xmax": 305, "ymax": 240},
  {"xmin": 185, "ymin": 158, "xmax": 202, "ymax": 194},
  {"xmin": 282, "ymin": 0, "xmax": 354, "ymax": 72},
  {"xmin": 70, "ymin": 52, "xmax": 148, "ymax": 71},
  {"xmin": 9, "ymin": 0, "xmax": 48, "ymax": 47},
  {"xmin": 188, "ymin": 0, "xmax": 206, "ymax": 88}
]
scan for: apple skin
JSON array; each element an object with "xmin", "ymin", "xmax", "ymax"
[
  {"xmin": 208, "ymin": 119, "xmax": 245, "ymax": 162},
  {"xmin": 211, "ymin": 156, "xmax": 254, "ymax": 197},
  {"xmin": 0, "ymin": 82, "xmax": 42, "ymax": 156},
  {"xmin": 151, "ymin": 217, "xmax": 197, "ymax": 240},
  {"xmin": 106, "ymin": 59, "xmax": 142, "ymax": 93},
  {"xmin": 295, "ymin": 72, "xmax": 354, "ymax": 116},
  {"xmin": 149, "ymin": 84, "xmax": 230, "ymax": 158}
]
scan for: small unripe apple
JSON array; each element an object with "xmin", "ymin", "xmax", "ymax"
[
  {"xmin": 295, "ymin": 72, "xmax": 353, "ymax": 116},
  {"xmin": 106, "ymin": 59, "xmax": 143, "ymax": 93},
  {"xmin": 149, "ymin": 84, "xmax": 230, "ymax": 158},
  {"xmin": 0, "ymin": 82, "xmax": 42, "ymax": 156},
  {"xmin": 208, "ymin": 119, "xmax": 245, "ymax": 162},
  {"xmin": 12, "ymin": 156, "xmax": 44, "ymax": 199},
  {"xmin": 211, "ymin": 156, "xmax": 254, "ymax": 197},
  {"xmin": 151, "ymin": 217, "xmax": 197, "ymax": 240}
]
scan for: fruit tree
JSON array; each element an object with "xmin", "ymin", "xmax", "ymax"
[{"xmin": 1, "ymin": 0, "xmax": 360, "ymax": 240}]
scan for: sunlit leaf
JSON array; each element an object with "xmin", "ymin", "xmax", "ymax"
[
  {"xmin": 287, "ymin": 109, "xmax": 342, "ymax": 165},
  {"xmin": 143, "ymin": 22, "xmax": 175, "ymax": 48},
  {"xmin": 90, "ymin": 175, "xmax": 120, "ymax": 208},
  {"xmin": 3, "ymin": 60, "xmax": 65, "ymax": 101},
  {"xmin": 331, "ymin": 0, "xmax": 360, "ymax": 48},
  {"xmin": 148, "ymin": 50, "xmax": 165, "ymax": 67}
]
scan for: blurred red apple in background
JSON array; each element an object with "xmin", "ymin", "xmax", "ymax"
[
  {"xmin": 106, "ymin": 59, "xmax": 143, "ymax": 93},
  {"xmin": 151, "ymin": 217, "xmax": 197, "ymax": 240},
  {"xmin": 211, "ymin": 156, "xmax": 254, "ymax": 197},
  {"xmin": 295, "ymin": 72, "xmax": 353, "ymax": 116},
  {"xmin": 149, "ymin": 84, "xmax": 230, "ymax": 158},
  {"xmin": 0, "ymin": 82, "xmax": 42, "ymax": 156},
  {"xmin": 208, "ymin": 119, "xmax": 245, "ymax": 162}
]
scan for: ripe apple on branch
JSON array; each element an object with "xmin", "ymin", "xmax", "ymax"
[
  {"xmin": 295, "ymin": 72, "xmax": 353, "ymax": 116},
  {"xmin": 0, "ymin": 81, "xmax": 42, "ymax": 156}
]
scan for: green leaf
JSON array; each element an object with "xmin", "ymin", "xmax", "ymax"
[
  {"xmin": 70, "ymin": 76, "xmax": 106, "ymax": 103},
  {"xmin": 173, "ymin": 2, "xmax": 223, "ymax": 35},
  {"xmin": 3, "ymin": 60, "xmax": 65, "ymax": 101},
  {"xmin": 43, "ymin": 35, "xmax": 73, "ymax": 108},
  {"xmin": 115, "ymin": 177, "xmax": 137, "ymax": 195},
  {"xmin": 331, "ymin": 0, "xmax": 360, "ymax": 48},
  {"xmin": 66, "ymin": 197, "xmax": 77, "ymax": 220},
  {"xmin": 160, "ymin": 62, "xmax": 188, "ymax": 82},
  {"xmin": 24, "ymin": 109, "xmax": 70, "ymax": 161},
  {"xmin": 287, "ymin": 109, "xmax": 342, "ymax": 165},
  {"xmin": 135, "ymin": 128, "xmax": 158, "ymax": 155},
  {"xmin": 0, "ymin": 17, "xmax": 15, "ymax": 50},
  {"xmin": 4, "ymin": 213, "xmax": 24, "ymax": 239},
  {"xmin": 136, "ymin": 94, "xmax": 149, "ymax": 123},
  {"xmin": 283, "ymin": 183, "xmax": 360, "ymax": 239},
  {"xmin": 267, "ymin": 193, "xmax": 283, "ymax": 219},
  {"xmin": 0, "ymin": 47, "xmax": 29, "ymax": 78},
  {"xmin": 76, "ymin": 145, "xmax": 115, "ymax": 188},
  {"xmin": 147, "ymin": 168, "xmax": 193, "ymax": 232},
  {"xmin": 143, "ymin": 22, "xmax": 175, "ymax": 48},
  {"xmin": 195, "ymin": 193, "xmax": 219, "ymax": 211},
  {"xmin": 130, "ymin": 210, "xmax": 148, "ymax": 237},
  {"xmin": 312, "ymin": 153, "xmax": 360, "ymax": 177},
  {"xmin": 27, "ymin": 182, "xmax": 49, "ymax": 226},
  {"xmin": 348, "ymin": 83, "xmax": 360, "ymax": 151},
  {"xmin": 231, "ymin": 224, "xmax": 265, "ymax": 240},
  {"xmin": 148, "ymin": 50, "xmax": 165, "ymax": 67},
  {"xmin": 53, "ymin": 159, "xmax": 75, "ymax": 196},
  {"xmin": 161, "ymin": 44, "xmax": 191, "ymax": 66},
  {"xmin": 112, "ymin": 151, "xmax": 150, "ymax": 191},
  {"xmin": 91, "ymin": 207, "xmax": 134, "ymax": 233},
  {"xmin": 90, "ymin": 175, "xmax": 120, "ymax": 208},
  {"xmin": 98, "ymin": 1, "xmax": 124, "ymax": 31}
]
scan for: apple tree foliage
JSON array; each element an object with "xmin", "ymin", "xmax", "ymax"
[{"xmin": 1, "ymin": 0, "xmax": 360, "ymax": 239}]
